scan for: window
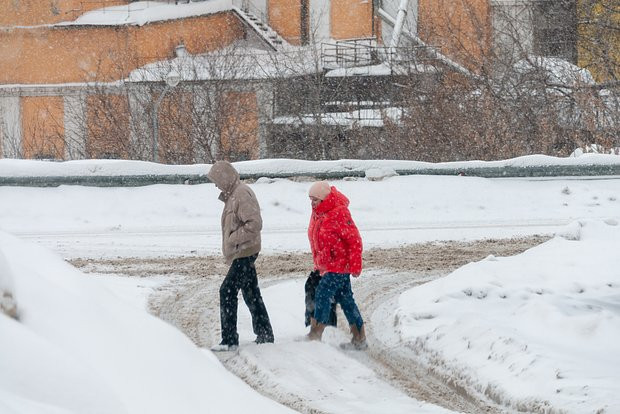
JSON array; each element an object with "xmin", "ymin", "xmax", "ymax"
[{"xmin": 533, "ymin": 0, "xmax": 577, "ymax": 63}]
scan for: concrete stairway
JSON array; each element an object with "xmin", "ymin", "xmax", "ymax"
[{"xmin": 232, "ymin": 6, "xmax": 288, "ymax": 51}]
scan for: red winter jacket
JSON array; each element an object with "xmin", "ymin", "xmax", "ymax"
[{"xmin": 308, "ymin": 186, "xmax": 363, "ymax": 276}]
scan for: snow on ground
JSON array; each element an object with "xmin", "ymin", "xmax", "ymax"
[
  {"xmin": 231, "ymin": 279, "xmax": 454, "ymax": 414},
  {"xmin": 0, "ymin": 231, "xmax": 294, "ymax": 414},
  {"xmin": 2, "ymin": 160, "xmax": 620, "ymax": 259},
  {"xmin": 382, "ymin": 220, "xmax": 620, "ymax": 413},
  {"xmin": 1, "ymin": 157, "xmax": 619, "ymax": 413},
  {"xmin": 231, "ymin": 219, "xmax": 620, "ymax": 414},
  {"xmin": 230, "ymin": 219, "xmax": 620, "ymax": 414}
]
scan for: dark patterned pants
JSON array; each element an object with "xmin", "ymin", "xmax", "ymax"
[
  {"xmin": 304, "ymin": 270, "xmax": 338, "ymax": 327},
  {"xmin": 219, "ymin": 254, "xmax": 274, "ymax": 346}
]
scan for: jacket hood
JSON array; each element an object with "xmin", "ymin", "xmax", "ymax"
[
  {"xmin": 308, "ymin": 181, "xmax": 331, "ymax": 200},
  {"xmin": 314, "ymin": 186, "xmax": 349, "ymax": 214},
  {"xmin": 207, "ymin": 161, "xmax": 240, "ymax": 197}
]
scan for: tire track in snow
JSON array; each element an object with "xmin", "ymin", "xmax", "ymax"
[
  {"xmin": 73, "ymin": 236, "xmax": 547, "ymax": 413},
  {"xmin": 349, "ymin": 269, "xmax": 503, "ymax": 413}
]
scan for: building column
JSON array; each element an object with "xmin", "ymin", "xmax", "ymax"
[
  {"xmin": 0, "ymin": 96, "xmax": 22, "ymax": 158},
  {"xmin": 490, "ymin": 0, "xmax": 535, "ymax": 74},
  {"xmin": 310, "ymin": 0, "xmax": 331, "ymax": 41},
  {"xmin": 127, "ymin": 84, "xmax": 152, "ymax": 160},
  {"xmin": 256, "ymin": 82, "xmax": 275, "ymax": 158},
  {"xmin": 64, "ymin": 94, "xmax": 87, "ymax": 160}
]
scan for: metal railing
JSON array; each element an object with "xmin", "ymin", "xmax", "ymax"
[
  {"xmin": 237, "ymin": 1, "xmax": 268, "ymax": 27},
  {"xmin": 68, "ymin": 0, "xmax": 127, "ymax": 19},
  {"xmin": 321, "ymin": 38, "xmax": 439, "ymax": 71},
  {"xmin": 321, "ymin": 38, "xmax": 379, "ymax": 69}
]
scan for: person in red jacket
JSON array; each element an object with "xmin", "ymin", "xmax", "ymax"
[{"xmin": 306, "ymin": 180, "xmax": 367, "ymax": 350}]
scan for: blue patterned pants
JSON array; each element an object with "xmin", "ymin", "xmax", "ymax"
[{"xmin": 314, "ymin": 272, "xmax": 364, "ymax": 330}]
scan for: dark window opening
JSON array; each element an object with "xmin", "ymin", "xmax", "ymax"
[{"xmin": 533, "ymin": 0, "xmax": 577, "ymax": 63}]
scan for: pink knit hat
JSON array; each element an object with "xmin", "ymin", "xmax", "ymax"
[{"xmin": 308, "ymin": 181, "xmax": 331, "ymax": 200}]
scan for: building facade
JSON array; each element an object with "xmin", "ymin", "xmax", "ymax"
[{"xmin": 0, "ymin": 0, "xmax": 614, "ymax": 162}]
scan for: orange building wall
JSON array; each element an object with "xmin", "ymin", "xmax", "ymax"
[
  {"xmin": 0, "ymin": 0, "xmax": 129, "ymax": 26},
  {"xmin": 158, "ymin": 92, "xmax": 195, "ymax": 164},
  {"xmin": 331, "ymin": 0, "xmax": 374, "ymax": 40},
  {"xmin": 86, "ymin": 94, "xmax": 130, "ymax": 159},
  {"xmin": 220, "ymin": 91, "xmax": 259, "ymax": 160},
  {"xmin": 1, "ymin": 9, "xmax": 247, "ymax": 161},
  {"xmin": 418, "ymin": 0, "xmax": 491, "ymax": 71},
  {"xmin": 21, "ymin": 96, "xmax": 65, "ymax": 159},
  {"xmin": 268, "ymin": 0, "xmax": 303, "ymax": 45},
  {"xmin": 0, "ymin": 12, "xmax": 244, "ymax": 84}
]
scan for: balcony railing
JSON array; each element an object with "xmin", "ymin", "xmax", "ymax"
[{"xmin": 321, "ymin": 38, "xmax": 439, "ymax": 71}]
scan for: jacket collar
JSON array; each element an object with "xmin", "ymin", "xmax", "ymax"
[
  {"xmin": 218, "ymin": 183, "xmax": 239, "ymax": 202},
  {"xmin": 313, "ymin": 187, "xmax": 349, "ymax": 215}
]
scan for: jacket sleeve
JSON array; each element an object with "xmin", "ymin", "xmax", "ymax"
[
  {"xmin": 308, "ymin": 215, "xmax": 319, "ymax": 271},
  {"xmin": 338, "ymin": 209, "xmax": 363, "ymax": 275},
  {"xmin": 229, "ymin": 187, "xmax": 262, "ymax": 247}
]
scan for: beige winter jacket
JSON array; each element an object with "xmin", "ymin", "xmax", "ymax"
[{"xmin": 207, "ymin": 161, "xmax": 262, "ymax": 264}]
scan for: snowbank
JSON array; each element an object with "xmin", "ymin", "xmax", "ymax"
[
  {"xmin": 0, "ymin": 250, "xmax": 17, "ymax": 318},
  {"xmin": 389, "ymin": 220, "xmax": 620, "ymax": 413},
  {"xmin": 0, "ymin": 231, "xmax": 293, "ymax": 414}
]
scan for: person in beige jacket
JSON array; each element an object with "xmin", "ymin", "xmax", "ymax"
[{"xmin": 207, "ymin": 161, "xmax": 274, "ymax": 352}]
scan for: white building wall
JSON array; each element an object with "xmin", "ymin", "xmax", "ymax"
[
  {"xmin": 127, "ymin": 85, "xmax": 153, "ymax": 160},
  {"xmin": 235, "ymin": 0, "xmax": 268, "ymax": 18},
  {"xmin": 490, "ymin": 0, "xmax": 535, "ymax": 70},
  {"xmin": 255, "ymin": 82, "xmax": 274, "ymax": 158},
  {"xmin": 0, "ymin": 96, "xmax": 22, "ymax": 158},
  {"xmin": 381, "ymin": 0, "xmax": 418, "ymax": 46},
  {"xmin": 380, "ymin": 0, "xmax": 418, "ymax": 45},
  {"xmin": 63, "ymin": 95, "xmax": 87, "ymax": 160},
  {"xmin": 253, "ymin": 0, "xmax": 268, "ymax": 14},
  {"xmin": 309, "ymin": 0, "xmax": 331, "ymax": 42}
]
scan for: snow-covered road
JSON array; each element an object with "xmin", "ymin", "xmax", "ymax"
[
  {"xmin": 76, "ymin": 238, "xmax": 544, "ymax": 414},
  {"xmin": 4, "ymin": 160, "xmax": 619, "ymax": 413},
  {"xmin": 16, "ymin": 219, "xmax": 568, "ymax": 259}
]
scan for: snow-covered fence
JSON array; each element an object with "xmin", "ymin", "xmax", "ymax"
[{"xmin": 1, "ymin": 162, "xmax": 620, "ymax": 187}]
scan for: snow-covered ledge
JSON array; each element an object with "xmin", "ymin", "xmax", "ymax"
[{"xmin": 0, "ymin": 154, "xmax": 619, "ymax": 187}]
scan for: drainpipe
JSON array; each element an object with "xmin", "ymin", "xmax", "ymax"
[
  {"xmin": 390, "ymin": 0, "xmax": 409, "ymax": 49},
  {"xmin": 387, "ymin": 0, "xmax": 409, "ymax": 65}
]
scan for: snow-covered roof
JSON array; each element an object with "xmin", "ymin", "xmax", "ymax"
[
  {"xmin": 272, "ymin": 107, "xmax": 403, "ymax": 128},
  {"xmin": 56, "ymin": 0, "xmax": 233, "ymax": 27},
  {"xmin": 513, "ymin": 56, "xmax": 595, "ymax": 87},
  {"xmin": 326, "ymin": 62, "xmax": 439, "ymax": 78},
  {"xmin": 128, "ymin": 45, "xmax": 319, "ymax": 82}
]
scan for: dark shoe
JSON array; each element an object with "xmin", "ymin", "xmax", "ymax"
[
  {"xmin": 255, "ymin": 335, "xmax": 274, "ymax": 344},
  {"xmin": 339, "ymin": 340, "xmax": 368, "ymax": 351},
  {"xmin": 211, "ymin": 343, "xmax": 238, "ymax": 352},
  {"xmin": 340, "ymin": 324, "xmax": 367, "ymax": 350}
]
